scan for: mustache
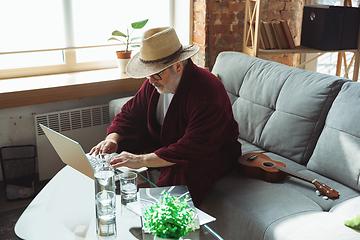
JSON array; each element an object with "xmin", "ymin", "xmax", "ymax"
[{"xmin": 152, "ymin": 83, "xmax": 164, "ymax": 88}]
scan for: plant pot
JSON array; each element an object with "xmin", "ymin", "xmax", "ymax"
[{"xmin": 116, "ymin": 50, "xmax": 131, "ymax": 73}]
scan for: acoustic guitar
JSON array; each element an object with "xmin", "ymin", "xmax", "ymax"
[{"xmin": 238, "ymin": 152, "xmax": 339, "ymax": 199}]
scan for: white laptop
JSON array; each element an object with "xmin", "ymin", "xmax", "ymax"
[{"xmin": 39, "ymin": 124, "xmax": 147, "ymax": 179}]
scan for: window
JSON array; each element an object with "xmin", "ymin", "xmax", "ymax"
[{"xmin": 0, "ymin": 0, "xmax": 190, "ymax": 79}]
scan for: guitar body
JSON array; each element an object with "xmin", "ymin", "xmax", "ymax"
[
  {"xmin": 237, "ymin": 152, "xmax": 340, "ymax": 199},
  {"xmin": 238, "ymin": 153, "xmax": 287, "ymax": 183}
]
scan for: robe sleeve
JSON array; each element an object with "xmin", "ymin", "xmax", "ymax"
[{"xmin": 154, "ymin": 101, "xmax": 238, "ymax": 167}]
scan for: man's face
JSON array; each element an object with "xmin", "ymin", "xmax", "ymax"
[{"xmin": 147, "ymin": 64, "xmax": 182, "ymax": 94}]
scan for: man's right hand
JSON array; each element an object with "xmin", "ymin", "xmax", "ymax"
[{"xmin": 90, "ymin": 132, "xmax": 123, "ymax": 155}]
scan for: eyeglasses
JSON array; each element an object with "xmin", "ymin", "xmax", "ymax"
[{"xmin": 147, "ymin": 68, "xmax": 167, "ymax": 81}]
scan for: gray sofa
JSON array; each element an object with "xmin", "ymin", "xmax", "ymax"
[
  {"xmin": 199, "ymin": 52, "xmax": 360, "ymax": 240},
  {"xmin": 109, "ymin": 52, "xmax": 360, "ymax": 239}
]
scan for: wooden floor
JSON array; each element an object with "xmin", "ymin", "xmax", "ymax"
[
  {"xmin": 0, "ymin": 180, "xmax": 48, "ymax": 240},
  {"xmin": 0, "ymin": 180, "xmax": 49, "ymax": 213}
]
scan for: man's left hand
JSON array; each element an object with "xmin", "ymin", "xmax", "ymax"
[
  {"xmin": 110, "ymin": 151, "xmax": 144, "ymax": 169},
  {"xmin": 110, "ymin": 152, "xmax": 176, "ymax": 169}
]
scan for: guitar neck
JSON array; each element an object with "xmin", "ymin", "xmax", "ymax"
[
  {"xmin": 278, "ymin": 165, "xmax": 339, "ymax": 199},
  {"xmin": 278, "ymin": 166, "xmax": 314, "ymax": 183}
]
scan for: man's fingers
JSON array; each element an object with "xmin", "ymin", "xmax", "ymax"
[
  {"xmin": 99, "ymin": 140, "xmax": 118, "ymax": 154},
  {"xmin": 110, "ymin": 155, "xmax": 121, "ymax": 164},
  {"xmin": 90, "ymin": 146, "xmax": 100, "ymax": 155},
  {"xmin": 101, "ymin": 142, "xmax": 112, "ymax": 154},
  {"xmin": 89, "ymin": 147, "xmax": 95, "ymax": 155},
  {"xmin": 110, "ymin": 155, "xmax": 127, "ymax": 168},
  {"xmin": 111, "ymin": 162, "xmax": 125, "ymax": 169},
  {"xmin": 91, "ymin": 140, "xmax": 112, "ymax": 155},
  {"xmin": 91, "ymin": 137, "xmax": 119, "ymax": 157}
]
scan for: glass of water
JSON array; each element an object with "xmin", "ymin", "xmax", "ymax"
[
  {"xmin": 119, "ymin": 172, "xmax": 137, "ymax": 201},
  {"xmin": 95, "ymin": 190, "xmax": 117, "ymax": 239},
  {"xmin": 94, "ymin": 154, "xmax": 117, "ymax": 239}
]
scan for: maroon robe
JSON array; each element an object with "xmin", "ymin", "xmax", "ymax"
[{"xmin": 107, "ymin": 60, "xmax": 241, "ymax": 206}]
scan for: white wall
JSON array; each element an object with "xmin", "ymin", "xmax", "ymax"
[{"xmin": 0, "ymin": 91, "xmax": 135, "ymax": 181}]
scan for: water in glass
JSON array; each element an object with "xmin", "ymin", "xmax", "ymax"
[
  {"xmin": 95, "ymin": 190, "xmax": 117, "ymax": 239},
  {"xmin": 119, "ymin": 172, "xmax": 137, "ymax": 200},
  {"xmin": 121, "ymin": 182, "xmax": 137, "ymax": 199},
  {"xmin": 94, "ymin": 154, "xmax": 117, "ymax": 239}
]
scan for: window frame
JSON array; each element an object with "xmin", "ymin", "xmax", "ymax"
[
  {"xmin": 0, "ymin": 0, "xmax": 192, "ymax": 80},
  {"xmin": 0, "ymin": 44, "xmax": 122, "ymax": 79}
]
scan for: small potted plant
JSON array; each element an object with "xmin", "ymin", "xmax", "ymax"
[
  {"xmin": 142, "ymin": 191, "xmax": 198, "ymax": 240},
  {"xmin": 108, "ymin": 19, "xmax": 148, "ymax": 73}
]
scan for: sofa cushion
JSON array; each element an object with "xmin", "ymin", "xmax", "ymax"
[
  {"xmin": 307, "ymin": 82, "xmax": 360, "ymax": 191},
  {"xmin": 330, "ymin": 196, "xmax": 360, "ymax": 219},
  {"xmin": 263, "ymin": 212, "xmax": 360, "ymax": 240},
  {"xmin": 200, "ymin": 148, "xmax": 360, "ymax": 239},
  {"xmin": 200, "ymin": 170, "xmax": 323, "ymax": 240},
  {"xmin": 212, "ymin": 52, "xmax": 347, "ymax": 165},
  {"xmin": 282, "ymin": 169, "xmax": 359, "ymax": 211},
  {"xmin": 238, "ymin": 138, "xmax": 264, "ymax": 154}
]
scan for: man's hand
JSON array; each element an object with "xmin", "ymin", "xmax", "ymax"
[
  {"xmin": 90, "ymin": 139, "xmax": 118, "ymax": 155},
  {"xmin": 90, "ymin": 132, "xmax": 123, "ymax": 155},
  {"xmin": 110, "ymin": 151, "xmax": 145, "ymax": 169},
  {"xmin": 110, "ymin": 152, "xmax": 176, "ymax": 169}
]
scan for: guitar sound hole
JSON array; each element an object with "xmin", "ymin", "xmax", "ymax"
[{"xmin": 263, "ymin": 162, "xmax": 275, "ymax": 167}]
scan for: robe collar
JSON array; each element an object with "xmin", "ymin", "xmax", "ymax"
[{"xmin": 147, "ymin": 59, "xmax": 198, "ymax": 144}]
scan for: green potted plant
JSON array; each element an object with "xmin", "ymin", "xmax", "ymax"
[
  {"xmin": 108, "ymin": 19, "xmax": 148, "ymax": 73},
  {"xmin": 142, "ymin": 191, "xmax": 198, "ymax": 240}
]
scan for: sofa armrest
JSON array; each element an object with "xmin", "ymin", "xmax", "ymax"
[{"xmin": 109, "ymin": 96, "xmax": 133, "ymax": 120}]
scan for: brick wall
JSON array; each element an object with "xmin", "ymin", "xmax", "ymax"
[
  {"xmin": 192, "ymin": 0, "xmax": 306, "ymax": 70},
  {"xmin": 192, "ymin": 0, "xmax": 207, "ymax": 68}
]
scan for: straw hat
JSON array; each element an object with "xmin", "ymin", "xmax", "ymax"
[{"xmin": 125, "ymin": 27, "xmax": 200, "ymax": 78}]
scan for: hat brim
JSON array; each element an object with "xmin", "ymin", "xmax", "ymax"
[{"xmin": 125, "ymin": 45, "xmax": 200, "ymax": 78}]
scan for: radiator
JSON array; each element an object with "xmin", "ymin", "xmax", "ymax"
[{"xmin": 35, "ymin": 104, "xmax": 110, "ymax": 180}]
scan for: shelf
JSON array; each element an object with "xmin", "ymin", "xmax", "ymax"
[
  {"xmin": 257, "ymin": 46, "xmax": 358, "ymax": 55},
  {"xmin": 242, "ymin": 0, "xmax": 360, "ymax": 81},
  {"xmin": 244, "ymin": 45, "xmax": 358, "ymax": 56}
]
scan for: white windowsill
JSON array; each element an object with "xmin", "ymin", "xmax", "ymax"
[{"xmin": 0, "ymin": 68, "xmax": 144, "ymax": 109}]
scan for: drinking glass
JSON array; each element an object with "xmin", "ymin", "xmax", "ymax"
[
  {"xmin": 119, "ymin": 172, "xmax": 137, "ymax": 201},
  {"xmin": 94, "ymin": 154, "xmax": 117, "ymax": 239}
]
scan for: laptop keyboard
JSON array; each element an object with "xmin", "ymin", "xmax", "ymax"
[{"xmin": 85, "ymin": 153, "xmax": 98, "ymax": 169}]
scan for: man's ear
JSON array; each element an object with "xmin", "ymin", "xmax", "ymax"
[{"xmin": 173, "ymin": 61, "xmax": 183, "ymax": 74}]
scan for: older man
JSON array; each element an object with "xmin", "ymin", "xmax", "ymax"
[{"xmin": 91, "ymin": 27, "xmax": 241, "ymax": 206}]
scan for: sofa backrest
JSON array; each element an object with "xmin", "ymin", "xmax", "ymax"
[
  {"xmin": 212, "ymin": 52, "xmax": 348, "ymax": 165},
  {"xmin": 307, "ymin": 82, "xmax": 360, "ymax": 191}
]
